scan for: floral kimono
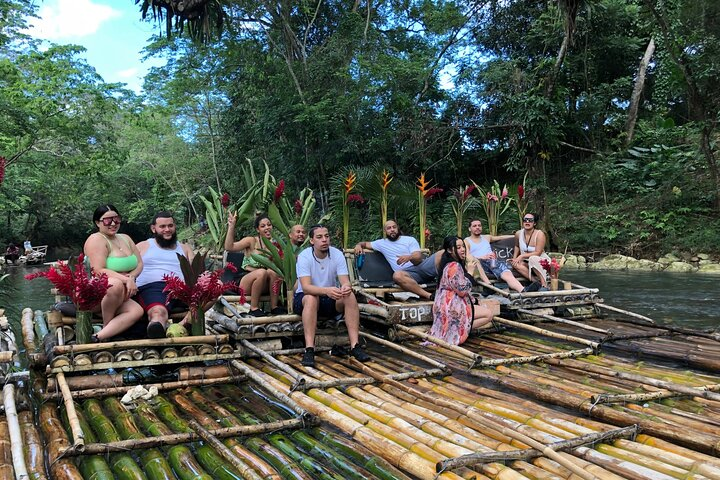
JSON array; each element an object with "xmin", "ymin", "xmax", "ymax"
[{"xmin": 429, "ymin": 261, "xmax": 473, "ymax": 345}]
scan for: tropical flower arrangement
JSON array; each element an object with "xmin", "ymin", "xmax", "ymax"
[
  {"xmin": 162, "ymin": 252, "xmax": 243, "ymax": 336},
  {"xmin": 449, "ymin": 184, "xmax": 476, "ymax": 236},
  {"xmin": 416, "ymin": 172, "xmax": 442, "ymax": 249},
  {"xmin": 341, "ymin": 171, "xmax": 357, "ymax": 249},
  {"xmin": 26, "ymin": 254, "xmax": 109, "ymax": 343},
  {"xmin": 379, "ymin": 169, "xmax": 393, "ymax": 233},
  {"xmin": 511, "ymin": 172, "xmax": 530, "ymax": 228},
  {"xmin": 539, "ymin": 257, "xmax": 563, "ymax": 279},
  {"xmin": 473, "ymin": 179, "xmax": 512, "ymax": 236}
]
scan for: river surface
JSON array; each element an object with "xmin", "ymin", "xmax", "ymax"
[{"xmin": 1, "ymin": 264, "xmax": 718, "ymax": 329}]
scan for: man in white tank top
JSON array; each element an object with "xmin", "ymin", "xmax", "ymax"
[
  {"xmin": 464, "ymin": 219, "xmax": 524, "ymax": 293},
  {"xmin": 135, "ymin": 211, "xmax": 195, "ymax": 338}
]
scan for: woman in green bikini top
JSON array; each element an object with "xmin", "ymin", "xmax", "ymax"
[
  {"xmin": 83, "ymin": 204, "xmax": 144, "ymax": 342},
  {"xmin": 224, "ymin": 212, "xmax": 286, "ymax": 317}
]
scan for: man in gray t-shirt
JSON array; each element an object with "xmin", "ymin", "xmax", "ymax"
[
  {"xmin": 353, "ymin": 220, "xmax": 438, "ymax": 300},
  {"xmin": 295, "ymin": 225, "xmax": 370, "ymax": 367}
]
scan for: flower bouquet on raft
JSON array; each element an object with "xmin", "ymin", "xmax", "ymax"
[
  {"xmin": 26, "ymin": 254, "xmax": 109, "ymax": 344},
  {"xmin": 162, "ymin": 252, "xmax": 243, "ymax": 336},
  {"xmin": 539, "ymin": 257, "xmax": 566, "ymax": 290}
]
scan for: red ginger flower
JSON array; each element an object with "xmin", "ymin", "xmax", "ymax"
[
  {"xmin": 518, "ymin": 185, "xmax": 524, "ymax": 200},
  {"xmin": 294, "ymin": 199, "xmax": 302, "ymax": 215},
  {"xmin": 26, "ymin": 253, "xmax": 109, "ymax": 310},
  {"xmin": 463, "ymin": 184, "xmax": 475, "ymax": 200},
  {"xmin": 271, "ymin": 278, "xmax": 282, "ymax": 296},
  {"xmin": 163, "ymin": 264, "xmax": 243, "ymax": 319},
  {"xmin": 274, "ymin": 180, "xmax": 285, "ymax": 202},
  {"xmin": 424, "ymin": 187, "xmax": 443, "ymax": 199},
  {"xmin": 347, "ymin": 193, "xmax": 365, "ymax": 204},
  {"xmin": 221, "ymin": 193, "xmax": 231, "ymax": 208}
]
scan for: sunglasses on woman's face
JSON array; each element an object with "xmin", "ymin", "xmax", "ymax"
[
  {"xmin": 100, "ymin": 215, "xmax": 122, "ymax": 226},
  {"xmin": 522, "ymin": 217, "xmax": 535, "ymax": 223}
]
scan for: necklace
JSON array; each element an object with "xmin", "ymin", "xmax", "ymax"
[{"xmin": 524, "ymin": 229, "xmax": 535, "ymax": 248}]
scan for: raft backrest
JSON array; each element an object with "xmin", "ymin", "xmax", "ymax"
[
  {"xmin": 491, "ymin": 237, "xmax": 515, "ymax": 262},
  {"xmin": 355, "ymin": 251, "xmax": 397, "ymax": 287},
  {"xmin": 221, "ymin": 251, "xmax": 248, "ymax": 284}
]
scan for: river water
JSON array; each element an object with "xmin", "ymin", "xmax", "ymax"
[{"xmin": 1, "ymin": 264, "xmax": 718, "ymax": 329}]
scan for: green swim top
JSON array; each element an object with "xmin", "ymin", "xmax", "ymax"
[
  {"xmin": 106, "ymin": 254, "xmax": 138, "ymax": 273},
  {"xmin": 100, "ymin": 233, "xmax": 138, "ymax": 273}
]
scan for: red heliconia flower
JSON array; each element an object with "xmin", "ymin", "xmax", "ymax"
[
  {"xmin": 463, "ymin": 184, "xmax": 475, "ymax": 200},
  {"xmin": 347, "ymin": 193, "xmax": 365, "ymax": 204},
  {"xmin": 294, "ymin": 199, "xmax": 302, "ymax": 215},
  {"xmin": 26, "ymin": 253, "xmax": 109, "ymax": 310},
  {"xmin": 424, "ymin": 187, "xmax": 443, "ymax": 199},
  {"xmin": 274, "ymin": 180, "xmax": 285, "ymax": 202},
  {"xmin": 220, "ymin": 193, "xmax": 231, "ymax": 208},
  {"xmin": 0, "ymin": 156, "xmax": 5, "ymax": 185},
  {"xmin": 518, "ymin": 185, "xmax": 525, "ymax": 200}
]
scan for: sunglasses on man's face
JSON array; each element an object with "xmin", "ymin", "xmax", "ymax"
[
  {"xmin": 100, "ymin": 215, "xmax": 122, "ymax": 226},
  {"xmin": 522, "ymin": 217, "xmax": 535, "ymax": 223}
]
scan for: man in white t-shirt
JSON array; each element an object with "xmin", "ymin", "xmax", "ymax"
[
  {"xmin": 295, "ymin": 225, "xmax": 370, "ymax": 367},
  {"xmin": 353, "ymin": 220, "xmax": 438, "ymax": 300}
]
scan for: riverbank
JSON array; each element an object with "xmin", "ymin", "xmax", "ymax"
[{"xmin": 555, "ymin": 252, "xmax": 720, "ymax": 273}]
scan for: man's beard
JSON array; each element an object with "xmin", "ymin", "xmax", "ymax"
[
  {"xmin": 155, "ymin": 232, "xmax": 178, "ymax": 249},
  {"xmin": 387, "ymin": 232, "xmax": 400, "ymax": 241}
]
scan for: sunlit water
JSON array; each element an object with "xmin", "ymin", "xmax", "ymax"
[{"xmin": 1, "ymin": 264, "xmax": 718, "ymax": 330}]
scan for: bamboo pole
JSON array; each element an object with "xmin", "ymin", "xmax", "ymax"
[
  {"xmin": 18, "ymin": 410, "xmax": 47, "ymax": 480},
  {"xmin": 49, "ymin": 351, "xmax": 243, "ymax": 374},
  {"xmin": 358, "ymin": 304, "xmax": 390, "ymax": 318},
  {"xmin": 517, "ymin": 308, "xmax": 609, "ymax": 333},
  {"xmin": 359, "ymin": 331, "xmax": 450, "ymax": 371},
  {"xmin": 38, "ymin": 403, "xmax": 83, "ymax": 480},
  {"xmin": 0, "ymin": 352, "xmax": 13, "ymax": 363},
  {"xmin": 187, "ymin": 419, "xmax": 257, "ymax": 475},
  {"xmin": 591, "ymin": 384, "xmax": 720, "ymax": 405},
  {"xmin": 53, "ymin": 334, "xmax": 229, "ymax": 355},
  {"xmin": 493, "ymin": 316, "xmax": 600, "ymax": 348},
  {"xmin": 2, "ymin": 384, "xmax": 28, "ymax": 480},
  {"xmin": 239, "ymin": 339, "xmax": 306, "ymax": 390},
  {"xmin": 20, "ymin": 308, "xmax": 35, "ymax": 353},
  {"xmin": 0, "ymin": 415, "xmax": 13, "ymax": 480},
  {"xmin": 478, "ymin": 347, "xmax": 595, "ymax": 367},
  {"xmin": 299, "ymin": 368, "xmax": 448, "ymax": 391},
  {"xmin": 597, "ymin": 303, "xmax": 655, "ymax": 323},
  {"xmin": 394, "ymin": 325, "xmax": 481, "ymax": 366},
  {"xmin": 353, "ymin": 288, "xmax": 391, "ymax": 307},
  {"xmin": 475, "ymin": 280, "xmax": 511, "ymax": 297},
  {"xmin": 55, "ymin": 372, "xmax": 84, "ymax": 451},
  {"xmin": 229, "ymin": 359, "xmax": 309, "ymax": 418},
  {"xmin": 437, "ymin": 425, "xmax": 638, "ymax": 471}
]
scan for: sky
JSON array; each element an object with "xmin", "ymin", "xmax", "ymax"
[{"xmin": 24, "ymin": 0, "xmax": 166, "ymax": 93}]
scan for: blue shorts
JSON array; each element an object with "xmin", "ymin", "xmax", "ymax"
[
  {"xmin": 136, "ymin": 281, "xmax": 184, "ymax": 313},
  {"xmin": 293, "ymin": 292, "xmax": 338, "ymax": 318},
  {"xmin": 481, "ymin": 260, "xmax": 510, "ymax": 279},
  {"xmin": 404, "ymin": 255, "xmax": 437, "ymax": 284}
]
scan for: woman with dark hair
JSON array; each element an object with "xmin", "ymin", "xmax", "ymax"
[
  {"xmin": 224, "ymin": 212, "xmax": 285, "ymax": 316},
  {"xmin": 428, "ymin": 236, "xmax": 493, "ymax": 345},
  {"xmin": 510, "ymin": 212, "xmax": 550, "ymax": 289},
  {"xmin": 83, "ymin": 205, "xmax": 144, "ymax": 341}
]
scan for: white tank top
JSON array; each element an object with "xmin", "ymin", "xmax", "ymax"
[
  {"xmin": 136, "ymin": 239, "xmax": 186, "ymax": 287},
  {"xmin": 519, "ymin": 230, "xmax": 536, "ymax": 253},
  {"xmin": 466, "ymin": 236, "xmax": 492, "ymax": 258}
]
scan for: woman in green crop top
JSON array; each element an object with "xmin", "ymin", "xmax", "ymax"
[
  {"xmin": 224, "ymin": 212, "xmax": 285, "ymax": 317},
  {"xmin": 83, "ymin": 204, "xmax": 144, "ymax": 342}
]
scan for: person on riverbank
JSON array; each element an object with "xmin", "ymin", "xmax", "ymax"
[
  {"xmin": 353, "ymin": 220, "xmax": 439, "ymax": 300},
  {"xmin": 429, "ymin": 236, "xmax": 494, "ymax": 345},
  {"xmin": 135, "ymin": 211, "xmax": 195, "ymax": 338},
  {"xmin": 84, "ymin": 205, "xmax": 144, "ymax": 341},
  {"xmin": 465, "ymin": 219, "xmax": 524, "ymax": 293},
  {"xmin": 4, "ymin": 243, "xmax": 20, "ymax": 264},
  {"xmin": 510, "ymin": 213, "xmax": 550, "ymax": 289},
  {"xmin": 224, "ymin": 212, "xmax": 286, "ymax": 316},
  {"xmin": 296, "ymin": 224, "xmax": 370, "ymax": 367}
]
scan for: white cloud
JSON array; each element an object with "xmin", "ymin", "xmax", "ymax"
[
  {"xmin": 26, "ymin": 0, "xmax": 121, "ymax": 40},
  {"xmin": 116, "ymin": 67, "xmax": 139, "ymax": 79}
]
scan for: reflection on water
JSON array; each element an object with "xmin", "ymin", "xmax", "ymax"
[
  {"xmin": 564, "ymin": 270, "xmax": 720, "ymax": 329},
  {"xmin": 1, "ymin": 264, "xmax": 718, "ymax": 330}
]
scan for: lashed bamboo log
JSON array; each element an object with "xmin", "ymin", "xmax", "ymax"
[
  {"xmin": 38, "ymin": 403, "xmax": 83, "ymax": 479},
  {"xmin": 493, "ymin": 316, "xmax": 599, "ymax": 348},
  {"xmin": 359, "ymin": 331, "xmax": 449, "ymax": 371},
  {"xmin": 91, "ymin": 351, "xmax": 113, "ymax": 363},
  {"xmin": 55, "ymin": 372, "xmax": 84, "ymax": 451},
  {"xmin": 2, "ymin": 384, "xmax": 28, "ymax": 480},
  {"xmin": 475, "ymin": 280, "xmax": 512, "ymax": 296},
  {"xmin": 20, "ymin": 308, "xmax": 35, "ymax": 353},
  {"xmin": 188, "ymin": 419, "xmax": 257, "ymax": 476},
  {"xmin": 348, "ymin": 359, "xmax": 599, "ymax": 480},
  {"xmin": 44, "ymin": 376, "xmax": 241, "ymax": 401},
  {"xmin": 33, "ymin": 310, "xmax": 49, "ymax": 343},
  {"xmin": 517, "ymin": 308, "xmax": 609, "ymax": 333},
  {"xmin": 229, "ymin": 359, "xmax": 309, "ymax": 418},
  {"xmin": 394, "ymin": 325, "xmax": 480, "ymax": 366},
  {"xmin": 437, "ymin": 425, "xmax": 638, "ymax": 471},
  {"xmin": 299, "ymin": 368, "xmax": 448, "ymax": 391},
  {"xmin": 478, "ymin": 347, "xmax": 595, "ymax": 367},
  {"xmin": 0, "ymin": 352, "xmax": 13, "ymax": 363},
  {"xmin": 591, "ymin": 384, "xmax": 720, "ymax": 405},
  {"xmin": 53, "ymin": 334, "xmax": 229, "ymax": 355},
  {"xmin": 0, "ymin": 416, "xmax": 14, "ymax": 480},
  {"xmin": 596, "ymin": 303, "xmax": 655, "ymax": 323},
  {"xmin": 18, "ymin": 410, "xmax": 47, "ymax": 480},
  {"xmin": 240, "ymin": 339, "xmax": 306, "ymax": 389},
  {"xmin": 49, "ymin": 351, "xmax": 246, "ymax": 374},
  {"xmin": 358, "ymin": 304, "xmax": 390, "ymax": 318}
]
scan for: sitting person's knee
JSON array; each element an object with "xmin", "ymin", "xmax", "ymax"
[
  {"xmin": 393, "ymin": 270, "xmax": 410, "ymax": 283},
  {"xmin": 302, "ymin": 294, "xmax": 319, "ymax": 308}
]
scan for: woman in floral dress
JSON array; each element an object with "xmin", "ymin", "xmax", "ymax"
[{"xmin": 428, "ymin": 236, "xmax": 493, "ymax": 345}]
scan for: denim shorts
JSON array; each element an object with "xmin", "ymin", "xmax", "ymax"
[
  {"xmin": 481, "ymin": 260, "xmax": 510, "ymax": 279},
  {"xmin": 404, "ymin": 255, "xmax": 438, "ymax": 284},
  {"xmin": 293, "ymin": 292, "xmax": 338, "ymax": 318}
]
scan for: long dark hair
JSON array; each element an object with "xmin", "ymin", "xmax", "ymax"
[
  {"xmin": 92, "ymin": 204, "xmax": 120, "ymax": 231},
  {"xmin": 437, "ymin": 236, "xmax": 465, "ymax": 278}
]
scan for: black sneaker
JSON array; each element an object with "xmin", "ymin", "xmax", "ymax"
[
  {"xmin": 248, "ymin": 309, "xmax": 269, "ymax": 317},
  {"xmin": 147, "ymin": 321, "xmax": 166, "ymax": 339},
  {"xmin": 301, "ymin": 348, "xmax": 315, "ymax": 367},
  {"xmin": 350, "ymin": 344, "xmax": 371, "ymax": 362},
  {"xmin": 270, "ymin": 306, "xmax": 288, "ymax": 315},
  {"xmin": 330, "ymin": 344, "xmax": 349, "ymax": 356}
]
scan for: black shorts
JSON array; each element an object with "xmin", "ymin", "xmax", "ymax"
[
  {"xmin": 293, "ymin": 292, "xmax": 338, "ymax": 318},
  {"xmin": 136, "ymin": 281, "xmax": 184, "ymax": 313}
]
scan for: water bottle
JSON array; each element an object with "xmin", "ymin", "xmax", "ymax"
[{"xmin": 489, "ymin": 255, "xmax": 497, "ymax": 269}]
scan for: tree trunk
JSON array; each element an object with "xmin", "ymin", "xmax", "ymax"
[
  {"xmin": 624, "ymin": 37, "xmax": 655, "ymax": 147},
  {"xmin": 700, "ymin": 125, "xmax": 720, "ymax": 211}
]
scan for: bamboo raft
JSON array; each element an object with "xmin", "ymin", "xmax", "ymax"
[{"xmin": 3, "ymin": 269, "xmax": 720, "ymax": 479}]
